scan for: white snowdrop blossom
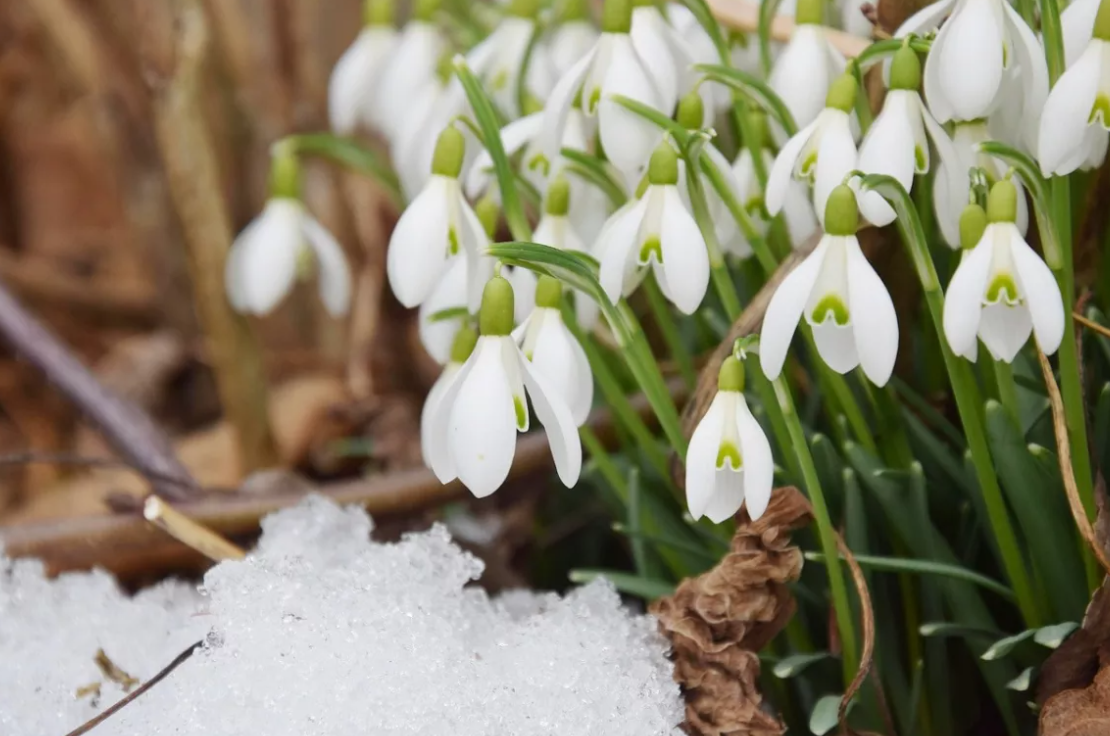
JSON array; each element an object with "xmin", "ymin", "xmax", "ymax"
[
  {"xmin": 533, "ymin": 178, "xmax": 601, "ymax": 330},
  {"xmin": 393, "ymin": 74, "xmax": 473, "ymax": 201},
  {"xmin": 328, "ymin": 1, "xmax": 398, "ymax": 135},
  {"xmin": 630, "ymin": 1, "xmax": 692, "ymax": 120},
  {"xmin": 897, "ymin": 0, "xmax": 1048, "ymax": 150},
  {"xmin": 541, "ymin": 0, "xmax": 665, "ymax": 176},
  {"xmin": 226, "ymin": 151, "xmax": 351, "ymax": 317},
  {"xmin": 857, "ymin": 45, "xmax": 963, "ymax": 229},
  {"xmin": 766, "ymin": 73, "xmax": 859, "ymax": 229},
  {"xmin": 768, "ymin": 0, "xmax": 847, "ymax": 134},
  {"xmin": 420, "ymin": 326, "xmax": 477, "ymax": 469},
  {"xmin": 514, "ymin": 276, "xmax": 594, "ymax": 425},
  {"xmin": 387, "ymin": 126, "xmax": 492, "ymax": 310},
  {"xmin": 943, "ymin": 181, "xmax": 1064, "ymax": 363},
  {"xmin": 465, "ymin": 0, "xmax": 545, "ymax": 118},
  {"xmin": 1063, "ymin": 0, "xmax": 1102, "ymax": 66},
  {"xmin": 419, "ymin": 256, "xmax": 469, "ymax": 364},
  {"xmin": 549, "ymin": 6, "xmax": 601, "ymax": 78},
  {"xmin": 1037, "ymin": 0, "xmax": 1110, "ymax": 176},
  {"xmin": 597, "ymin": 143, "xmax": 710, "ymax": 315},
  {"xmin": 371, "ymin": 1, "xmax": 445, "ymax": 143},
  {"xmin": 685, "ymin": 356, "xmax": 773, "ymax": 523},
  {"xmin": 427, "ymin": 274, "xmax": 583, "ymax": 498},
  {"xmin": 761, "ymin": 185, "xmax": 899, "ymax": 386}
]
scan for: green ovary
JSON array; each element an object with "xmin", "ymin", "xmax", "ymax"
[
  {"xmin": 448, "ymin": 227, "xmax": 460, "ymax": 256},
  {"xmin": 716, "ymin": 441, "xmax": 742, "ymax": 470},
  {"xmin": 527, "ymin": 152, "xmax": 551, "ymax": 176},
  {"xmin": 491, "ymin": 69, "xmax": 509, "ymax": 91},
  {"xmin": 514, "ymin": 396, "xmax": 528, "ymax": 430},
  {"xmin": 638, "ymin": 236, "xmax": 662, "ymax": 264},
  {"xmin": 914, "ymin": 145, "xmax": 927, "ymax": 172},
  {"xmin": 986, "ymin": 274, "xmax": 1021, "ymax": 305},
  {"xmin": 800, "ymin": 150, "xmax": 818, "ymax": 179},
  {"xmin": 811, "ymin": 294, "xmax": 850, "ymax": 326},
  {"xmin": 588, "ymin": 86, "xmax": 602, "ymax": 114},
  {"xmin": 1090, "ymin": 94, "xmax": 1110, "ymax": 128}
]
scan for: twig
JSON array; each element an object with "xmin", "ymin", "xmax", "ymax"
[
  {"xmin": 835, "ymin": 531, "xmax": 878, "ymax": 735},
  {"xmin": 707, "ymin": 0, "xmax": 873, "ymax": 57},
  {"xmin": 64, "ymin": 640, "xmax": 203, "ymax": 736},
  {"xmin": 1074, "ymin": 311, "xmax": 1110, "ymax": 340},
  {"xmin": 1037, "ymin": 348, "xmax": 1110, "ymax": 574},
  {"xmin": 0, "ymin": 282, "xmax": 198, "ymax": 502},
  {"xmin": 0, "ymin": 451, "xmax": 217, "ymax": 495},
  {"xmin": 143, "ymin": 495, "xmax": 246, "ymax": 561}
]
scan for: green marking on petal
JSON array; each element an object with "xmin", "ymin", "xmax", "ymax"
[
  {"xmin": 1090, "ymin": 94, "xmax": 1110, "ymax": 128},
  {"xmin": 914, "ymin": 145, "xmax": 927, "ymax": 172},
  {"xmin": 800, "ymin": 150, "xmax": 818, "ymax": 179},
  {"xmin": 295, "ymin": 243, "xmax": 315, "ymax": 280},
  {"xmin": 1002, "ymin": 41, "xmax": 1010, "ymax": 68},
  {"xmin": 744, "ymin": 195, "xmax": 764, "ymax": 215},
  {"xmin": 588, "ymin": 86, "xmax": 602, "ymax": 114},
  {"xmin": 638, "ymin": 236, "xmax": 662, "ymax": 264},
  {"xmin": 811, "ymin": 294, "xmax": 850, "ymax": 326},
  {"xmin": 716, "ymin": 441, "xmax": 742, "ymax": 470},
  {"xmin": 491, "ymin": 69, "xmax": 510, "ymax": 91},
  {"xmin": 448, "ymin": 227, "xmax": 460, "ymax": 255},
  {"xmin": 986, "ymin": 274, "xmax": 1021, "ymax": 304},
  {"xmin": 527, "ymin": 152, "xmax": 551, "ymax": 176},
  {"xmin": 514, "ymin": 396, "xmax": 528, "ymax": 429}
]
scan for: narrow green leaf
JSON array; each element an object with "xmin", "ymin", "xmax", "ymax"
[
  {"xmin": 627, "ymin": 468, "xmax": 649, "ymax": 576},
  {"xmin": 805, "ymin": 551, "xmax": 1015, "ymax": 600},
  {"xmin": 854, "ymin": 37, "xmax": 933, "ymax": 69},
  {"xmin": 1035, "ymin": 621, "xmax": 1079, "ymax": 648},
  {"xmin": 568, "ymin": 569, "xmax": 675, "ymax": 600},
  {"xmin": 427, "ymin": 306, "xmax": 470, "ymax": 323},
  {"xmin": 1007, "ymin": 667, "xmax": 1034, "ymax": 692},
  {"xmin": 976, "ymin": 141, "xmax": 1059, "ymax": 269},
  {"xmin": 809, "ymin": 694, "xmax": 845, "ymax": 736},
  {"xmin": 919, "ymin": 622, "xmax": 1003, "ymax": 640},
  {"xmin": 773, "ymin": 651, "xmax": 834, "ymax": 679},
  {"xmin": 282, "ymin": 133, "xmax": 401, "ymax": 203},
  {"xmin": 611, "ymin": 522, "xmax": 720, "ymax": 562},
  {"xmin": 757, "ymin": 0, "xmax": 782, "ymax": 76},
  {"xmin": 982, "ymin": 629, "xmax": 1036, "ymax": 660},
  {"xmin": 695, "ymin": 64, "xmax": 798, "ymax": 136},
  {"xmin": 559, "ymin": 148, "xmax": 628, "ymax": 208}
]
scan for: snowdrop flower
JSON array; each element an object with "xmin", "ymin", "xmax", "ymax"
[
  {"xmin": 597, "ymin": 142, "xmax": 710, "ymax": 314},
  {"xmin": 328, "ymin": 0, "xmax": 399, "ymax": 135},
  {"xmin": 387, "ymin": 126, "xmax": 492, "ymax": 310},
  {"xmin": 426, "ymin": 273, "xmax": 583, "ymax": 497},
  {"xmin": 514, "ymin": 276, "xmax": 594, "ymax": 425},
  {"xmin": 857, "ymin": 44, "xmax": 963, "ymax": 231},
  {"xmin": 761, "ymin": 185, "xmax": 899, "ymax": 386},
  {"xmin": 1038, "ymin": 0, "xmax": 1110, "ymax": 176},
  {"xmin": 673, "ymin": 93, "xmax": 742, "ymax": 248},
  {"xmin": 533, "ymin": 178, "xmax": 600, "ymax": 330},
  {"xmin": 766, "ymin": 72, "xmax": 859, "ymax": 228},
  {"xmin": 549, "ymin": 0, "xmax": 601, "ymax": 77},
  {"xmin": 226, "ymin": 148, "xmax": 351, "ymax": 317},
  {"xmin": 900, "ymin": 0, "xmax": 1048, "ymax": 150},
  {"xmin": 768, "ymin": 0, "xmax": 847, "ymax": 134},
  {"xmin": 685, "ymin": 355, "xmax": 773, "ymax": 523},
  {"xmin": 472, "ymin": 196, "xmax": 537, "ymax": 325},
  {"xmin": 1063, "ymin": 0, "xmax": 1103, "ymax": 66},
  {"xmin": 419, "ymin": 257, "xmax": 468, "ymax": 364},
  {"xmin": 421, "ymin": 325, "xmax": 477, "ymax": 468},
  {"xmin": 466, "ymin": 0, "xmax": 544, "ymax": 118},
  {"xmin": 943, "ymin": 180, "xmax": 1064, "ymax": 362},
  {"xmin": 541, "ymin": 0, "xmax": 664, "ymax": 176},
  {"xmin": 630, "ymin": 0, "xmax": 690, "ymax": 119},
  {"xmin": 372, "ymin": 0, "xmax": 445, "ymax": 142}
]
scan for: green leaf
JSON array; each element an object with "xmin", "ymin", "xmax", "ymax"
[
  {"xmin": 282, "ymin": 133, "xmax": 402, "ymax": 204},
  {"xmin": 610, "ymin": 522, "xmax": 720, "ymax": 563},
  {"xmin": 1035, "ymin": 621, "xmax": 1079, "ymax": 648},
  {"xmin": 1007, "ymin": 667, "xmax": 1034, "ymax": 692},
  {"xmin": 773, "ymin": 651, "xmax": 834, "ymax": 679},
  {"xmin": 427, "ymin": 306, "xmax": 469, "ymax": 323},
  {"xmin": 853, "ymin": 37, "xmax": 933, "ymax": 69},
  {"xmin": 695, "ymin": 64, "xmax": 798, "ymax": 137},
  {"xmin": 982, "ymin": 629, "xmax": 1036, "ymax": 660},
  {"xmin": 805, "ymin": 551, "xmax": 1015, "ymax": 600},
  {"xmin": 757, "ymin": 0, "xmax": 782, "ymax": 76},
  {"xmin": 919, "ymin": 622, "xmax": 1003, "ymax": 640},
  {"xmin": 559, "ymin": 148, "xmax": 628, "ymax": 208},
  {"xmin": 808, "ymin": 694, "xmax": 845, "ymax": 736},
  {"xmin": 627, "ymin": 468, "xmax": 649, "ymax": 576},
  {"xmin": 567, "ymin": 569, "xmax": 675, "ymax": 600},
  {"xmin": 680, "ymin": 0, "xmax": 732, "ymax": 61}
]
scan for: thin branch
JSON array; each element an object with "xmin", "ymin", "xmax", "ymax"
[
  {"xmin": 64, "ymin": 640, "xmax": 203, "ymax": 736},
  {"xmin": 835, "ymin": 531, "xmax": 877, "ymax": 735},
  {"xmin": 0, "ymin": 452, "xmax": 220, "ymax": 495},
  {"xmin": 0, "ymin": 282, "xmax": 198, "ymax": 501},
  {"xmin": 143, "ymin": 495, "xmax": 246, "ymax": 561},
  {"xmin": 707, "ymin": 0, "xmax": 872, "ymax": 57},
  {"xmin": 1074, "ymin": 311, "xmax": 1110, "ymax": 340}
]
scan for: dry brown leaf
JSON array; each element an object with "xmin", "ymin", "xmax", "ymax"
[
  {"xmin": 1040, "ymin": 665, "xmax": 1110, "ymax": 736},
  {"xmin": 650, "ymin": 486, "xmax": 812, "ymax": 736}
]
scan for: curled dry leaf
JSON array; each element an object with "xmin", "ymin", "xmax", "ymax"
[
  {"xmin": 1040, "ymin": 665, "xmax": 1110, "ymax": 736},
  {"xmin": 650, "ymin": 486, "xmax": 813, "ymax": 736}
]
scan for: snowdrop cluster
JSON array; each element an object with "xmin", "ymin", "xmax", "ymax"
[{"xmin": 223, "ymin": 0, "xmax": 1088, "ymax": 520}]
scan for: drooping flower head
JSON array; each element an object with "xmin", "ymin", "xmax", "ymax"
[
  {"xmin": 685, "ymin": 355, "xmax": 773, "ymax": 523},
  {"xmin": 421, "ymin": 324, "xmax": 478, "ymax": 469},
  {"xmin": 467, "ymin": 0, "xmax": 549, "ymax": 119},
  {"xmin": 761, "ymin": 184, "xmax": 899, "ymax": 386},
  {"xmin": 943, "ymin": 180, "xmax": 1064, "ymax": 362},
  {"xmin": 328, "ymin": 0, "xmax": 399, "ymax": 135},
  {"xmin": 533, "ymin": 177, "xmax": 601, "ymax": 330},
  {"xmin": 226, "ymin": 144, "xmax": 351, "ymax": 317},
  {"xmin": 768, "ymin": 0, "xmax": 848, "ymax": 135},
  {"xmin": 372, "ymin": 0, "xmax": 446, "ymax": 143}
]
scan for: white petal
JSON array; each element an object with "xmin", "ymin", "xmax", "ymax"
[
  {"xmin": 457, "ymin": 192, "xmax": 495, "ymax": 313},
  {"xmin": 427, "ymin": 353, "xmax": 478, "ymax": 483},
  {"xmin": 894, "ymin": 0, "xmax": 956, "ymax": 37},
  {"xmin": 845, "ymin": 237, "xmax": 899, "ymax": 385},
  {"xmin": 232, "ymin": 200, "xmax": 302, "ymax": 315},
  {"xmin": 631, "ymin": 7, "xmax": 678, "ymax": 112},
  {"xmin": 918, "ymin": 96, "xmax": 965, "ymax": 248},
  {"xmin": 374, "ymin": 23, "xmax": 443, "ymax": 140},
  {"xmin": 842, "ymin": 0, "xmax": 874, "ymax": 36},
  {"xmin": 449, "ymin": 337, "xmax": 518, "ymax": 497},
  {"xmin": 1009, "ymin": 231, "xmax": 1065, "ymax": 355},
  {"xmin": 769, "ymin": 26, "xmax": 833, "ymax": 132},
  {"xmin": 760, "ymin": 236, "xmax": 831, "ymax": 378},
  {"xmin": 599, "ymin": 35, "xmax": 663, "ymax": 174},
  {"xmin": 507, "ymin": 266, "xmax": 538, "ymax": 326},
  {"xmin": 1062, "ymin": 0, "xmax": 1101, "ymax": 67},
  {"xmin": 813, "ymin": 113, "xmax": 858, "ymax": 227},
  {"xmin": 541, "ymin": 47, "xmax": 597, "ymax": 170},
  {"xmin": 923, "ymin": 16, "xmax": 956, "ymax": 123},
  {"xmin": 421, "ymin": 363, "xmax": 461, "ymax": 471},
  {"xmin": 812, "ymin": 321, "xmax": 860, "ymax": 373},
  {"xmin": 979, "ymin": 301, "xmax": 1033, "ymax": 362},
  {"xmin": 658, "ymin": 187, "xmax": 710, "ymax": 315},
  {"xmin": 328, "ymin": 28, "xmax": 397, "ymax": 135},
  {"xmin": 701, "ymin": 471, "xmax": 746, "ymax": 524},
  {"xmin": 598, "ymin": 199, "xmax": 648, "ymax": 304},
  {"xmin": 301, "ymin": 213, "xmax": 352, "ymax": 317},
  {"xmin": 551, "ymin": 21, "xmax": 601, "ymax": 78},
  {"xmin": 766, "ymin": 118, "xmax": 820, "ymax": 216},
  {"xmin": 942, "ymin": 231, "xmax": 995, "ymax": 357},
  {"xmin": 1038, "ymin": 44, "xmax": 1102, "ymax": 176},
  {"xmin": 531, "ymin": 310, "xmax": 593, "ymax": 425},
  {"xmin": 1002, "ymin": 3, "xmax": 1051, "ymax": 152},
  {"xmin": 387, "ymin": 177, "xmax": 452, "ymax": 307},
  {"xmin": 517, "ymin": 345, "xmax": 583, "ymax": 487},
  {"xmin": 418, "ymin": 257, "xmax": 468, "ymax": 364},
  {"xmin": 857, "ymin": 91, "xmax": 917, "ymax": 226},
  {"xmin": 783, "ymin": 180, "xmax": 820, "ymax": 248},
  {"xmin": 225, "ymin": 224, "xmax": 251, "ymax": 311},
  {"xmin": 735, "ymin": 397, "xmax": 773, "ymax": 520},
  {"xmin": 685, "ymin": 392, "xmax": 728, "ymax": 520},
  {"xmin": 465, "ymin": 113, "xmax": 544, "ymax": 198},
  {"xmin": 935, "ymin": 0, "xmax": 1005, "ymax": 121}
]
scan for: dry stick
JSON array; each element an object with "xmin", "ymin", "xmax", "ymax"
[
  {"xmin": 0, "ymin": 282, "xmax": 198, "ymax": 502},
  {"xmin": 143, "ymin": 496, "xmax": 246, "ymax": 561},
  {"xmin": 1074, "ymin": 311, "xmax": 1110, "ymax": 340},
  {"xmin": 835, "ymin": 531, "xmax": 878, "ymax": 735},
  {"xmin": 140, "ymin": 0, "xmax": 278, "ymax": 474},
  {"xmin": 63, "ymin": 640, "xmax": 204, "ymax": 736},
  {"xmin": 1038, "ymin": 348, "xmax": 1110, "ymax": 574}
]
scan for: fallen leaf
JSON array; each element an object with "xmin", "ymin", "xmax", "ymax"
[{"xmin": 1040, "ymin": 665, "xmax": 1110, "ymax": 736}]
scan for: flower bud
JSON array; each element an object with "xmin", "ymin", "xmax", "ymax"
[
  {"xmin": 648, "ymin": 142, "xmax": 679, "ymax": 186},
  {"xmin": 535, "ymin": 275, "xmax": 563, "ymax": 308},
  {"xmin": 718, "ymin": 356, "xmax": 746, "ymax": 392},
  {"xmin": 795, "ymin": 0, "xmax": 823, "ymax": 25},
  {"xmin": 676, "ymin": 91, "xmax": 705, "ymax": 130},
  {"xmin": 958, "ymin": 203, "xmax": 988, "ymax": 250},
  {"xmin": 476, "ymin": 195, "xmax": 500, "ymax": 237},
  {"xmin": 986, "ymin": 179, "xmax": 1018, "ymax": 224},
  {"xmin": 545, "ymin": 176, "xmax": 571, "ymax": 216},
  {"xmin": 269, "ymin": 143, "xmax": 302, "ymax": 200},
  {"xmin": 450, "ymin": 324, "xmax": 479, "ymax": 363},
  {"xmin": 889, "ymin": 44, "xmax": 922, "ymax": 92},
  {"xmin": 823, "ymin": 184, "xmax": 859, "ymax": 236},
  {"xmin": 479, "ymin": 275, "xmax": 515, "ymax": 336},
  {"xmin": 601, "ymin": 0, "xmax": 632, "ymax": 33},
  {"xmin": 825, "ymin": 72, "xmax": 858, "ymax": 113},
  {"xmin": 431, "ymin": 126, "xmax": 466, "ymax": 178}
]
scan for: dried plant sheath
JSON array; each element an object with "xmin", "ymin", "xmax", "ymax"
[{"xmin": 651, "ymin": 486, "xmax": 813, "ymax": 736}]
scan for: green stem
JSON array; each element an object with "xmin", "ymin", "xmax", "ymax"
[
  {"xmin": 991, "ymin": 359, "xmax": 1022, "ymax": 427},
  {"xmin": 643, "ymin": 275, "xmax": 697, "ymax": 389},
  {"xmin": 580, "ymin": 424, "xmax": 629, "ymax": 501},
  {"xmin": 774, "ymin": 375, "xmax": 859, "ymax": 681}
]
